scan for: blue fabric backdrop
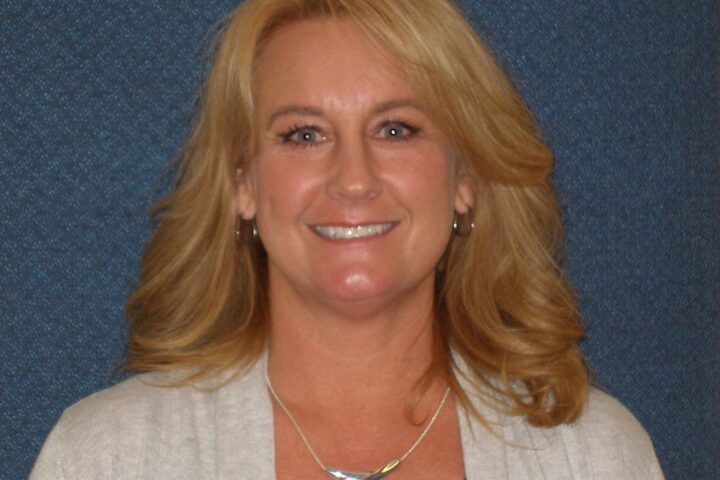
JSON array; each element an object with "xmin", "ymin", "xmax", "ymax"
[{"xmin": 1, "ymin": 1, "xmax": 718, "ymax": 479}]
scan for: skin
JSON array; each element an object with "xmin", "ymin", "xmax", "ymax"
[{"xmin": 235, "ymin": 18, "xmax": 471, "ymax": 480}]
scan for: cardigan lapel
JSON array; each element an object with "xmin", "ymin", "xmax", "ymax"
[
  {"xmin": 454, "ymin": 353, "xmax": 510, "ymax": 480},
  {"xmin": 216, "ymin": 351, "xmax": 276, "ymax": 479}
]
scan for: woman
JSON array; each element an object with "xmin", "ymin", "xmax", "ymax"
[{"xmin": 31, "ymin": 0, "xmax": 664, "ymax": 478}]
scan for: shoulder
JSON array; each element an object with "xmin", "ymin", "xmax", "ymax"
[
  {"xmin": 551, "ymin": 388, "xmax": 665, "ymax": 479},
  {"xmin": 30, "ymin": 359, "xmax": 273, "ymax": 480},
  {"xmin": 60, "ymin": 370, "xmax": 211, "ymax": 439},
  {"xmin": 575, "ymin": 387, "xmax": 654, "ymax": 444},
  {"xmin": 460, "ymin": 386, "xmax": 664, "ymax": 479},
  {"xmin": 63, "ymin": 372, "xmax": 178, "ymax": 424},
  {"xmin": 30, "ymin": 371, "xmax": 222, "ymax": 480}
]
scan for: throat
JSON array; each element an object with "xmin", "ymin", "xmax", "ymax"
[{"xmin": 268, "ymin": 367, "xmax": 451, "ymax": 480}]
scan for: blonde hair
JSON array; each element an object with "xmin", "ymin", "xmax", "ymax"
[{"xmin": 126, "ymin": 0, "xmax": 588, "ymax": 427}]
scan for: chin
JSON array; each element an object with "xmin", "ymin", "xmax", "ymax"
[{"xmin": 317, "ymin": 270, "xmax": 397, "ymax": 304}]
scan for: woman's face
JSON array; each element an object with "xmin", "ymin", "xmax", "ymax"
[{"xmin": 236, "ymin": 18, "xmax": 472, "ymax": 314}]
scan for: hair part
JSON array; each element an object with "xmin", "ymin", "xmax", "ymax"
[{"xmin": 125, "ymin": 0, "xmax": 588, "ymax": 428}]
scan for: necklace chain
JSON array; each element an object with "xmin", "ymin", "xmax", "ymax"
[{"xmin": 265, "ymin": 370, "xmax": 450, "ymax": 479}]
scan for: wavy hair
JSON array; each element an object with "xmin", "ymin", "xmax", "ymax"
[{"xmin": 125, "ymin": 0, "xmax": 588, "ymax": 427}]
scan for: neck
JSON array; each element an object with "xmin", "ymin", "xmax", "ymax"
[{"xmin": 266, "ymin": 273, "xmax": 441, "ymax": 411}]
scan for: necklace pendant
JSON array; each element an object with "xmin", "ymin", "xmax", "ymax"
[
  {"xmin": 324, "ymin": 459, "xmax": 401, "ymax": 480},
  {"xmin": 324, "ymin": 468, "xmax": 372, "ymax": 480}
]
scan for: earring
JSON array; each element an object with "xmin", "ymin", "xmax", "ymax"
[
  {"xmin": 452, "ymin": 210, "xmax": 474, "ymax": 236},
  {"xmin": 236, "ymin": 219, "xmax": 259, "ymax": 241}
]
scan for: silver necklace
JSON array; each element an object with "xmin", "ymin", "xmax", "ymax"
[{"xmin": 265, "ymin": 371, "xmax": 450, "ymax": 480}]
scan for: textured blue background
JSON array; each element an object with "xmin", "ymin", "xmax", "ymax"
[{"xmin": 1, "ymin": 1, "xmax": 718, "ymax": 479}]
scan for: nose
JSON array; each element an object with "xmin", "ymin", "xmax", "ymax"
[{"xmin": 326, "ymin": 137, "xmax": 382, "ymax": 202}]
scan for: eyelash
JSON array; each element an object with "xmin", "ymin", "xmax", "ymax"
[
  {"xmin": 277, "ymin": 118, "xmax": 422, "ymax": 148},
  {"xmin": 279, "ymin": 123, "xmax": 323, "ymax": 149},
  {"xmin": 380, "ymin": 118, "xmax": 421, "ymax": 141}
]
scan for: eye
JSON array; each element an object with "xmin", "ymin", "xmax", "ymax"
[
  {"xmin": 280, "ymin": 125, "xmax": 326, "ymax": 147},
  {"xmin": 379, "ymin": 120, "xmax": 420, "ymax": 141}
]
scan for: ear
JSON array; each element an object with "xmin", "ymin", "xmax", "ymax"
[
  {"xmin": 454, "ymin": 176, "xmax": 475, "ymax": 214},
  {"xmin": 234, "ymin": 168, "xmax": 257, "ymax": 220}
]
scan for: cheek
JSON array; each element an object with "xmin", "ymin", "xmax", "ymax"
[
  {"xmin": 253, "ymin": 159, "xmax": 320, "ymax": 221},
  {"xmin": 389, "ymin": 151, "xmax": 456, "ymax": 213}
]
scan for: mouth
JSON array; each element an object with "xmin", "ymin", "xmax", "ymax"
[{"xmin": 311, "ymin": 222, "xmax": 395, "ymax": 240}]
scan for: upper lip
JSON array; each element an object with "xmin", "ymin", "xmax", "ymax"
[{"xmin": 309, "ymin": 221, "xmax": 396, "ymax": 227}]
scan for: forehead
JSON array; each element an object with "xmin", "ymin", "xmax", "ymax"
[{"xmin": 253, "ymin": 18, "xmax": 416, "ymax": 117}]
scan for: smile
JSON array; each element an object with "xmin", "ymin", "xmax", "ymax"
[{"xmin": 311, "ymin": 223, "xmax": 395, "ymax": 240}]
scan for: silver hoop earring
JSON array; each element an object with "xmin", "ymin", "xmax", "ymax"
[
  {"xmin": 252, "ymin": 223, "xmax": 258, "ymax": 239},
  {"xmin": 452, "ymin": 210, "xmax": 474, "ymax": 237}
]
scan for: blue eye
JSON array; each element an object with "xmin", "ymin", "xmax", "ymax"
[
  {"xmin": 280, "ymin": 125, "xmax": 324, "ymax": 147},
  {"xmin": 380, "ymin": 121, "xmax": 419, "ymax": 141}
]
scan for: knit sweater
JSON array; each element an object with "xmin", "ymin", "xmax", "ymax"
[{"xmin": 30, "ymin": 352, "xmax": 664, "ymax": 479}]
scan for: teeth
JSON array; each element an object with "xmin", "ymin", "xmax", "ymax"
[{"xmin": 313, "ymin": 223, "xmax": 394, "ymax": 240}]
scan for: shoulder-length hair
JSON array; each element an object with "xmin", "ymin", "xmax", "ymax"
[{"xmin": 126, "ymin": 0, "xmax": 588, "ymax": 428}]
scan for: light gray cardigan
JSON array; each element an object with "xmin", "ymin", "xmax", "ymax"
[{"xmin": 30, "ymin": 352, "xmax": 664, "ymax": 479}]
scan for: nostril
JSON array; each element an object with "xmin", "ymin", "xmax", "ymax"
[{"xmin": 327, "ymin": 171, "xmax": 382, "ymax": 201}]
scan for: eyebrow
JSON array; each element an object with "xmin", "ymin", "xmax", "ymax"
[
  {"xmin": 266, "ymin": 106, "xmax": 324, "ymax": 129},
  {"xmin": 265, "ymin": 98, "xmax": 424, "ymax": 129},
  {"xmin": 371, "ymin": 98, "xmax": 424, "ymax": 115}
]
